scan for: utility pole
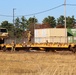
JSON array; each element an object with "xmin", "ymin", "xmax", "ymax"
[
  {"xmin": 64, "ymin": 0, "xmax": 66, "ymax": 29},
  {"xmin": 64, "ymin": 0, "xmax": 67, "ymax": 43},
  {"xmin": 13, "ymin": 8, "xmax": 16, "ymax": 26},
  {"xmin": 13, "ymin": 8, "xmax": 16, "ymax": 42},
  {"xmin": 34, "ymin": 15, "xmax": 35, "ymax": 43}
]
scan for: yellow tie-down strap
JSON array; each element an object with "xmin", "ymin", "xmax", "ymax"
[
  {"xmin": 15, "ymin": 44, "xmax": 22, "ymax": 47},
  {"xmin": 70, "ymin": 43, "xmax": 75, "ymax": 47},
  {"xmin": 6, "ymin": 44, "xmax": 22, "ymax": 48},
  {"xmin": 0, "ymin": 44, "xmax": 6, "ymax": 47},
  {"xmin": 49, "ymin": 43, "xmax": 69, "ymax": 48},
  {"xmin": 30, "ymin": 43, "xmax": 69, "ymax": 48},
  {"xmin": 6, "ymin": 44, "xmax": 12, "ymax": 48}
]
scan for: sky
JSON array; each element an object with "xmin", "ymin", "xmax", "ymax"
[{"xmin": 0, "ymin": 0, "xmax": 76, "ymax": 24}]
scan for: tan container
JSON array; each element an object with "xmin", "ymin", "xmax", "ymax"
[{"xmin": 35, "ymin": 28, "xmax": 67, "ymax": 43}]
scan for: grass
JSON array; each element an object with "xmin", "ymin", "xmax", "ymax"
[{"xmin": 0, "ymin": 51, "xmax": 76, "ymax": 75}]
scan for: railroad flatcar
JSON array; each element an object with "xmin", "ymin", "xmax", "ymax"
[{"xmin": 0, "ymin": 28, "xmax": 76, "ymax": 53}]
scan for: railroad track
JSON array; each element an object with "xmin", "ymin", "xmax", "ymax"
[{"xmin": 0, "ymin": 49, "xmax": 75, "ymax": 55}]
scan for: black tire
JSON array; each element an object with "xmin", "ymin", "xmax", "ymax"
[
  {"xmin": 2, "ymin": 45, "xmax": 6, "ymax": 52},
  {"xmin": 70, "ymin": 47, "xmax": 76, "ymax": 53}
]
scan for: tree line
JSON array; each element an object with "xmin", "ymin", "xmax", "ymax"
[{"xmin": 0, "ymin": 15, "xmax": 76, "ymax": 39}]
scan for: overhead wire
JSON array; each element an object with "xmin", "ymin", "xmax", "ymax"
[
  {"xmin": 18, "ymin": 4, "xmax": 63, "ymax": 17},
  {"xmin": 0, "ymin": 14, "xmax": 12, "ymax": 17},
  {"xmin": 0, "ymin": 4, "xmax": 64, "ymax": 17},
  {"xmin": 0, "ymin": 4, "xmax": 76, "ymax": 17},
  {"xmin": 66, "ymin": 4, "xmax": 76, "ymax": 6}
]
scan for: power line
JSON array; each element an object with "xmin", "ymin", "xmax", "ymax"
[
  {"xmin": 17, "ymin": 4, "xmax": 76, "ymax": 17},
  {"xmin": 0, "ymin": 14, "xmax": 12, "ymax": 17},
  {"xmin": 18, "ymin": 4, "xmax": 63, "ymax": 17},
  {"xmin": 0, "ymin": 4, "xmax": 76, "ymax": 17},
  {"xmin": 66, "ymin": 4, "xmax": 76, "ymax": 6},
  {"xmin": 0, "ymin": 4, "xmax": 63, "ymax": 17}
]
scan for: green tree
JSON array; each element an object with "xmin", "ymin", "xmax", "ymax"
[
  {"xmin": 20, "ymin": 16, "xmax": 28, "ymax": 31},
  {"xmin": 28, "ymin": 17, "xmax": 37, "ymax": 24},
  {"xmin": 42, "ymin": 16, "xmax": 56, "ymax": 27},
  {"xmin": 66, "ymin": 16, "xmax": 75, "ymax": 28},
  {"xmin": 14, "ymin": 17, "xmax": 26, "ymax": 38},
  {"xmin": 1, "ymin": 21, "xmax": 15, "ymax": 38},
  {"xmin": 57, "ymin": 15, "xmax": 65, "ymax": 25},
  {"xmin": 15, "ymin": 17, "xmax": 20, "ymax": 29},
  {"xmin": 57, "ymin": 15, "xmax": 76, "ymax": 28},
  {"xmin": 27, "ymin": 17, "xmax": 38, "ymax": 36},
  {"xmin": 1, "ymin": 21, "xmax": 14, "ymax": 30}
]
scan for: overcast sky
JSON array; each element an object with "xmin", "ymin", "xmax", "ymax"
[{"xmin": 0, "ymin": 0, "xmax": 76, "ymax": 23}]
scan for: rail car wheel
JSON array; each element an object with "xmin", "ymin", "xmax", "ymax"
[
  {"xmin": 45, "ymin": 49, "xmax": 50, "ymax": 52},
  {"xmin": 2, "ymin": 45, "xmax": 6, "ymax": 52},
  {"xmin": 0, "ymin": 45, "xmax": 1, "ymax": 50},
  {"xmin": 70, "ymin": 46, "xmax": 76, "ymax": 53},
  {"xmin": 72, "ymin": 48, "xmax": 75, "ymax": 53}
]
